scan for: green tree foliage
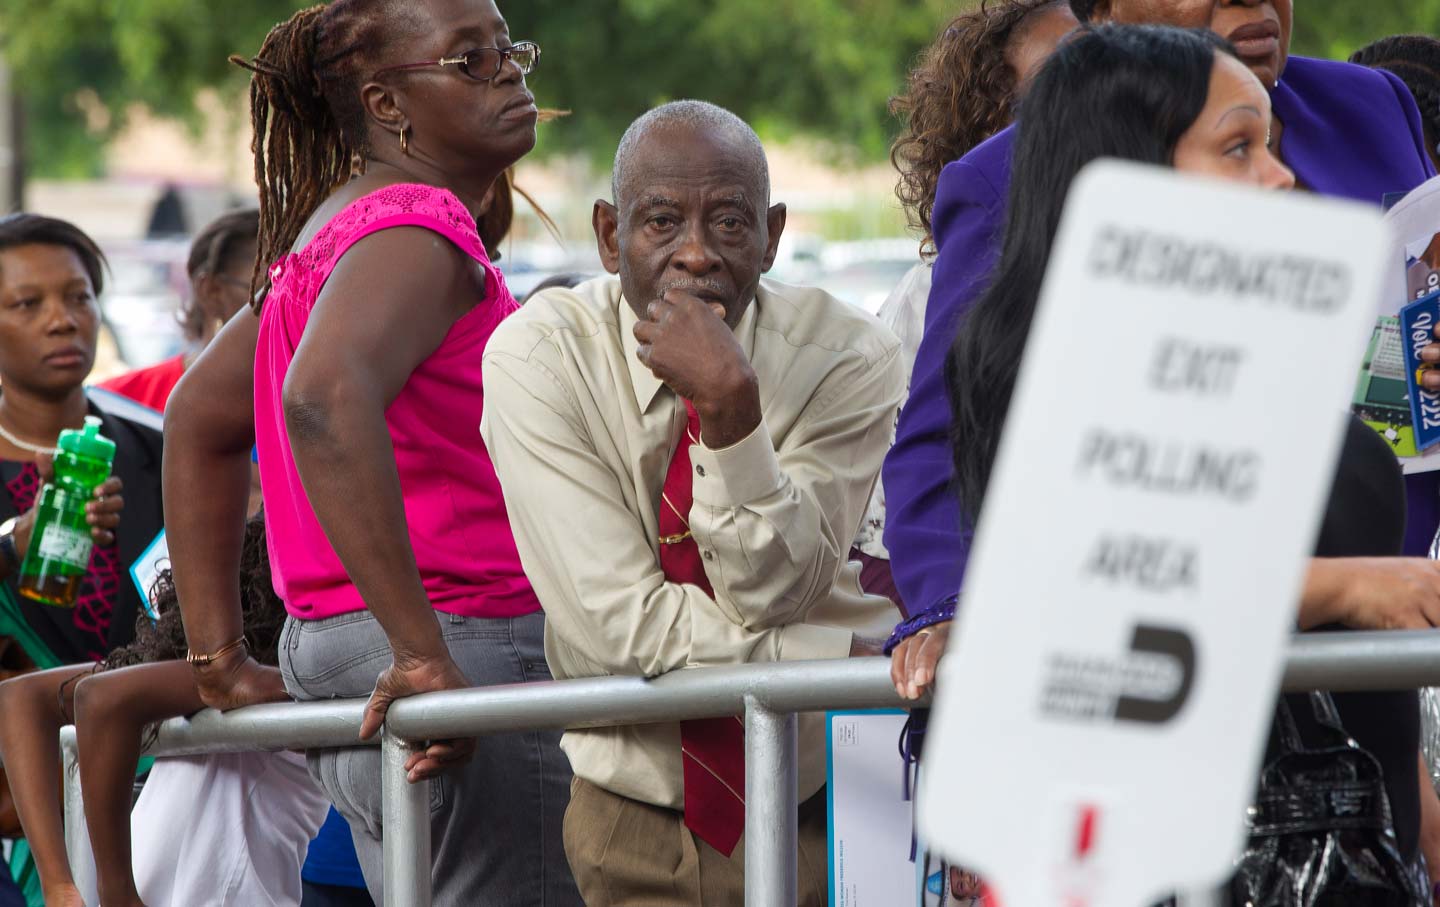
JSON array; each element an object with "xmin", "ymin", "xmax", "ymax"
[
  {"xmin": 1291, "ymin": 0, "xmax": 1440, "ymax": 62},
  {"xmin": 1, "ymin": 0, "xmax": 1437, "ymax": 178},
  {"xmin": 506, "ymin": 0, "xmax": 950, "ymax": 160},
  {"xmin": 2, "ymin": 0, "xmax": 296, "ymax": 176}
]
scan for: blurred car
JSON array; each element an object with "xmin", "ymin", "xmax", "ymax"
[
  {"xmin": 812, "ymin": 240, "xmax": 919, "ymax": 315},
  {"xmin": 100, "ymin": 238, "xmax": 190, "ymax": 372},
  {"xmin": 496, "ymin": 239, "xmax": 601, "ymax": 302}
]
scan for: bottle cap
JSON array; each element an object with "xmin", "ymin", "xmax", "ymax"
[{"xmin": 57, "ymin": 416, "xmax": 116, "ymax": 462}]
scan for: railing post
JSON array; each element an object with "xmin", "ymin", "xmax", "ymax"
[
  {"xmin": 382, "ymin": 731, "xmax": 432, "ymax": 906},
  {"xmin": 60, "ymin": 728, "xmax": 96, "ymax": 903},
  {"xmin": 744, "ymin": 695, "xmax": 797, "ymax": 907}
]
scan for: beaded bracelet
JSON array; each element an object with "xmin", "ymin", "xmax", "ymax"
[{"xmin": 882, "ymin": 594, "xmax": 958, "ymax": 655}]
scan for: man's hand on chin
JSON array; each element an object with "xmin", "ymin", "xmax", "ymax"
[{"xmin": 632, "ymin": 289, "xmax": 762, "ymax": 448}]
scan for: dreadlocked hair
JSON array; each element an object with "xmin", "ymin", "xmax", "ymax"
[
  {"xmin": 1350, "ymin": 36, "xmax": 1440, "ymax": 162},
  {"xmin": 231, "ymin": 0, "xmax": 411, "ymax": 308},
  {"xmin": 101, "ymin": 514, "xmax": 286, "ymax": 671},
  {"xmin": 890, "ymin": 0, "xmax": 1068, "ymax": 257}
]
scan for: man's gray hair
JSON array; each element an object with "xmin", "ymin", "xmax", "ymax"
[{"xmin": 610, "ymin": 100, "xmax": 770, "ymax": 205}]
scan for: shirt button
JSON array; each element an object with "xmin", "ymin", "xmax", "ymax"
[
  {"xmin": 695, "ymin": 465, "xmax": 706, "ymax": 477},
  {"xmin": 703, "ymin": 550, "xmax": 714, "ymax": 561}
]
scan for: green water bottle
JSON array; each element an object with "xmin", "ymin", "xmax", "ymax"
[{"xmin": 17, "ymin": 416, "xmax": 116, "ymax": 607}]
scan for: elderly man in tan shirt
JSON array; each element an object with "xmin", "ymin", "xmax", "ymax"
[{"xmin": 480, "ymin": 100, "xmax": 904, "ymax": 907}]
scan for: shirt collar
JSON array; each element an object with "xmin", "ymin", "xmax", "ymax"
[{"xmin": 618, "ymin": 287, "xmax": 762, "ymax": 414}]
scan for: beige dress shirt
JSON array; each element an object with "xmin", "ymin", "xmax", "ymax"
[{"xmin": 480, "ymin": 275, "xmax": 905, "ymax": 809}]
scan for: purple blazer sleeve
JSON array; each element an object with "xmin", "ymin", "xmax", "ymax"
[{"xmin": 881, "ymin": 137, "xmax": 1012, "ymax": 624}]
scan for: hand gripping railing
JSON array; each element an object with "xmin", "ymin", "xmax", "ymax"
[{"xmin": 58, "ymin": 630, "xmax": 1440, "ymax": 907}]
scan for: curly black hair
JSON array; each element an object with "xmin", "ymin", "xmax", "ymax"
[
  {"xmin": 1350, "ymin": 36, "xmax": 1440, "ymax": 167},
  {"xmin": 101, "ymin": 514, "xmax": 284, "ymax": 671},
  {"xmin": 890, "ymin": 0, "xmax": 1069, "ymax": 257}
]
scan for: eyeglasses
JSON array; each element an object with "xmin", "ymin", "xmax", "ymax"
[{"xmin": 373, "ymin": 42, "xmax": 540, "ymax": 83}]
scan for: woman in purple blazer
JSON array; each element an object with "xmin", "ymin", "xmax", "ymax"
[{"xmin": 884, "ymin": 0, "xmax": 1439, "ymax": 679}]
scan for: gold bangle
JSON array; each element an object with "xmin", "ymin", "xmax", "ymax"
[
  {"xmin": 915, "ymin": 628, "xmax": 935, "ymax": 639},
  {"xmin": 186, "ymin": 636, "xmax": 248, "ymax": 667}
]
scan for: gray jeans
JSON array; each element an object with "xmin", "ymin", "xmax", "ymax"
[{"xmin": 279, "ymin": 609, "xmax": 581, "ymax": 907}]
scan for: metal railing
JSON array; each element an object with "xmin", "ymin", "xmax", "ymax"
[{"xmin": 58, "ymin": 631, "xmax": 1440, "ymax": 907}]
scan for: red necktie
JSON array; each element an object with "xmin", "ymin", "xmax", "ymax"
[{"xmin": 660, "ymin": 399, "xmax": 746, "ymax": 857}]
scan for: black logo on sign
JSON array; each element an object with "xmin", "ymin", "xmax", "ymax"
[
  {"xmin": 1113, "ymin": 624, "xmax": 1196, "ymax": 725},
  {"xmin": 1039, "ymin": 623, "xmax": 1198, "ymax": 725}
]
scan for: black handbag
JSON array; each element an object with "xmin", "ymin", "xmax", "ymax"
[{"xmin": 1228, "ymin": 691, "xmax": 1429, "ymax": 907}]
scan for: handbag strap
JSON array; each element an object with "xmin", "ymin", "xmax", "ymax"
[
  {"xmin": 1305, "ymin": 690, "xmax": 1356, "ymax": 749},
  {"xmin": 1274, "ymin": 691, "xmax": 1355, "ymax": 754},
  {"xmin": 1275, "ymin": 695, "xmax": 1306, "ymax": 753}
]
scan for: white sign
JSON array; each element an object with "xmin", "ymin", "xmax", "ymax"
[
  {"xmin": 917, "ymin": 161, "xmax": 1387, "ymax": 907},
  {"xmin": 827, "ymin": 710, "xmax": 921, "ymax": 907}
]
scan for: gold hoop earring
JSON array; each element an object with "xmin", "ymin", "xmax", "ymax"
[{"xmin": 400, "ymin": 126, "xmax": 410, "ymax": 156}]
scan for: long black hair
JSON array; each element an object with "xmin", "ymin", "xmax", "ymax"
[{"xmin": 947, "ymin": 24, "xmax": 1236, "ymax": 519}]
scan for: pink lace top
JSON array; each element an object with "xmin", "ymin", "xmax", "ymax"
[{"xmin": 254, "ymin": 183, "xmax": 540, "ymax": 621}]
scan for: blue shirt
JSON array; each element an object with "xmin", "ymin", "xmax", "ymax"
[{"xmin": 302, "ymin": 807, "xmax": 368, "ymax": 889}]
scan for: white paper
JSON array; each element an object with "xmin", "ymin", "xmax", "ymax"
[
  {"xmin": 917, "ymin": 161, "xmax": 1387, "ymax": 907},
  {"xmin": 827, "ymin": 711, "xmax": 915, "ymax": 907}
]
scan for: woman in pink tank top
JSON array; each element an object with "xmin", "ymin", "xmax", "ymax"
[{"xmin": 161, "ymin": 1, "xmax": 580, "ymax": 903}]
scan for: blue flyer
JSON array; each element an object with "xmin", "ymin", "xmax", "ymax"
[
  {"xmin": 1401, "ymin": 290, "xmax": 1440, "ymax": 454},
  {"xmin": 128, "ymin": 528, "xmax": 169, "ymax": 621}
]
